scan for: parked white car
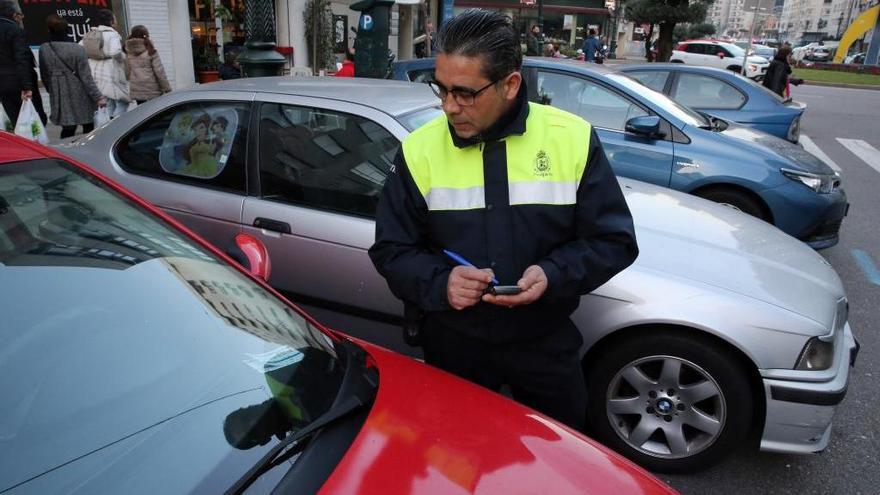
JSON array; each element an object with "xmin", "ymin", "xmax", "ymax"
[{"xmin": 671, "ymin": 40, "xmax": 770, "ymax": 79}]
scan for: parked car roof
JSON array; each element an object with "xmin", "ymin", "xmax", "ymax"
[{"xmin": 197, "ymin": 77, "xmax": 438, "ymax": 117}]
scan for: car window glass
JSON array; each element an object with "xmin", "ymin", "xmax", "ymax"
[
  {"xmin": 673, "ymin": 73, "xmax": 746, "ymax": 109},
  {"xmin": 687, "ymin": 44, "xmax": 706, "ymax": 54},
  {"xmin": 537, "ymin": 71, "xmax": 648, "ymax": 131},
  {"xmin": 258, "ymin": 103, "xmax": 400, "ymax": 217},
  {"xmin": 408, "ymin": 68, "xmax": 435, "ymax": 83},
  {"xmin": 627, "ymin": 71, "xmax": 670, "ymax": 92},
  {"xmin": 116, "ymin": 102, "xmax": 249, "ymax": 193}
]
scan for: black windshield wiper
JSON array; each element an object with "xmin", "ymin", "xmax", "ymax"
[{"xmin": 225, "ymin": 341, "xmax": 377, "ymax": 495}]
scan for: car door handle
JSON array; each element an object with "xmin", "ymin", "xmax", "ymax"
[{"xmin": 253, "ymin": 217, "xmax": 291, "ymax": 234}]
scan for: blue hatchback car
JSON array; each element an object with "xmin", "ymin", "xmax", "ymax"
[
  {"xmin": 391, "ymin": 58, "xmax": 847, "ymax": 248},
  {"xmin": 617, "ymin": 64, "xmax": 805, "ymax": 143}
]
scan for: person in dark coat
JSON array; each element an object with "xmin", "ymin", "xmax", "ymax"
[
  {"xmin": 219, "ymin": 50, "xmax": 241, "ymax": 80},
  {"xmin": 763, "ymin": 46, "xmax": 803, "ymax": 97},
  {"xmin": 0, "ymin": 0, "xmax": 32, "ymax": 125},
  {"xmin": 369, "ymin": 9, "xmax": 638, "ymax": 431},
  {"xmin": 39, "ymin": 14, "xmax": 106, "ymax": 138},
  {"xmin": 525, "ymin": 24, "xmax": 541, "ymax": 56},
  {"xmin": 582, "ymin": 29, "xmax": 601, "ymax": 62}
]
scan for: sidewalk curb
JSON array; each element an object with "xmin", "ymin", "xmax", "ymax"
[{"xmin": 801, "ymin": 80, "xmax": 880, "ymax": 90}]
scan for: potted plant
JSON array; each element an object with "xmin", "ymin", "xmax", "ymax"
[{"xmin": 195, "ymin": 46, "xmax": 221, "ymax": 83}]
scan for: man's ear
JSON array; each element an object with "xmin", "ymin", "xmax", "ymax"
[{"xmin": 503, "ymin": 71, "xmax": 522, "ymax": 101}]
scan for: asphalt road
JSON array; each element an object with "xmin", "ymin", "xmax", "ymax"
[{"xmin": 662, "ymin": 84, "xmax": 880, "ymax": 495}]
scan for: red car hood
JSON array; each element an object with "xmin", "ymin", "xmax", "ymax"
[{"xmin": 320, "ymin": 341, "xmax": 676, "ymax": 495}]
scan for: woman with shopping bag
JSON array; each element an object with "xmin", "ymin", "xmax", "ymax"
[
  {"xmin": 39, "ymin": 15, "xmax": 107, "ymax": 138},
  {"xmin": 0, "ymin": 0, "xmax": 32, "ymax": 125},
  {"xmin": 82, "ymin": 9, "xmax": 130, "ymax": 118}
]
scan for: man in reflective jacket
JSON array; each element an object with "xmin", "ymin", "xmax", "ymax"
[{"xmin": 369, "ymin": 9, "xmax": 638, "ymax": 429}]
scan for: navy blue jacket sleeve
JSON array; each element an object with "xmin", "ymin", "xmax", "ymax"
[
  {"xmin": 369, "ymin": 151, "xmax": 452, "ymax": 312},
  {"xmin": 538, "ymin": 129, "xmax": 638, "ymax": 298}
]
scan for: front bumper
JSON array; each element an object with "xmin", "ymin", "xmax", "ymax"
[
  {"xmin": 758, "ymin": 322, "xmax": 857, "ymax": 454},
  {"xmin": 761, "ymin": 181, "xmax": 849, "ymax": 249}
]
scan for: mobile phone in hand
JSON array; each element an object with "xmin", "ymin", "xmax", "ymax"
[{"xmin": 490, "ymin": 285, "xmax": 522, "ymax": 295}]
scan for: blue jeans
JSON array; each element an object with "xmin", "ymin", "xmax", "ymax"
[{"xmin": 107, "ymin": 99, "xmax": 130, "ymax": 118}]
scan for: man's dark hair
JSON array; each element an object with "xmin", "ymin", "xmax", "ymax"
[
  {"xmin": 95, "ymin": 8, "xmax": 115, "ymax": 27},
  {"xmin": 46, "ymin": 14, "xmax": 68, "ymax": 36},
  {"xmin": 435, "ymin": 9, "xmax": 522, "ymax": 82},
  {"xmin": 0, "ymin": 0, "xmax": 21, "ymax": 19}
]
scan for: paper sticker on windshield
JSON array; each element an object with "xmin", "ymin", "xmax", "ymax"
[
  {"xmin": 243, "ymin": 346, "xmax": 304, "ymax": 373},
  {"xmin": 158, "ymin": 107, "xmax": 238, "ymax": 179}
]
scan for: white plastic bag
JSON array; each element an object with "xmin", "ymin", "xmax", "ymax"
[
  {"xmin": 0, "ymin": 104, "xmax": 12, "ymax": 132},
  {"xmin": 14, "ymin": 99, "xmax": 49, "ymax": 144},
  {"xmin": 94, "ymin": 106, "xmax": 110, "ymax": 127}
]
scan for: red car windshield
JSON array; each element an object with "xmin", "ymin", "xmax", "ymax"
[{"xmin": 0, "ymin": 158, "xmax": 344, "ymax": 493}]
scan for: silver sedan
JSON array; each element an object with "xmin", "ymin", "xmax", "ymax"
[{"xmin": 57, "ymin": 77, "xmax": 857, "ymax": 472}]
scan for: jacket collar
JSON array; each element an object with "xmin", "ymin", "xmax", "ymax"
[{"xmin": 449, "ymin": 78, "xmax": 530, "ymax": 149}]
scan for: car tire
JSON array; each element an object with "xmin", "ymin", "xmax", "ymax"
[
  {"xmin": 670, "ymin": 59, "xmax": 685, "ymax": 63},
  {"xmin": 695, "ymin": 188, "xmax": 768, "ymax": 221},
  {"xmin": 586, "ymin": 331, "xmax": 754, "ymax": 473},
  {"xmin": 727, "ymin": 65, "xmax": 742, "ymax": 74}
]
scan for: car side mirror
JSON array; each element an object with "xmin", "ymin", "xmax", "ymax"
[
  {"xmin": 717, "ymin": 52, "xmax": 725, "ymax": 58},
  {"xmin": 625, "ymin": 115, "xmax": 663, "ymax": 139},
  {"xmin": 227, "ymin": 233, "xmax": 272, "ymax": 282}
]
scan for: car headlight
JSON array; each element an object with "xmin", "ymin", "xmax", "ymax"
[
  {"xmin": 748, "ymin": 64, "xmax": 758, "ymax": 73},
  {"xmin": 781, "ymin": 168, "xmax": 840, "ymax": 194},
  {"xmin": 795, "ymin": 337, "xmax": 834, "ymax": 370},
  {"xmin": 787, "ymin": 115, "xmax": 801, "ymax": 142}
]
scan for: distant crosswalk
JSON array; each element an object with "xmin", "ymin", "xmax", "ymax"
[{"xmin": 800, "ymin": 135, "xmax": 880, "ymax": 176}]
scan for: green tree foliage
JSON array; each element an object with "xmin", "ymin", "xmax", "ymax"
[
  {"xmin": 304, "ymin": 0, "xmax": 336, "ymax": 73},
  {"xmin": 626, "ymin": 0, "xmax": 713, "ymax": 61},
  {"xmin": 674, "ymin": 22, "xmax": 717, "ymax": 43}
]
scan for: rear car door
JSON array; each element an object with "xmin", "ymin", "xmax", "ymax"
[
  {"xmin": 242, "ymin": 95, "xmax": 407, "ymax": 340},
  {"xmin": 112, "ymin": 96, "xmax": 252, "ymax": 251},
  {"xmin": 533, "ymin": 69, "xmax": 675, "ymax": 186}
]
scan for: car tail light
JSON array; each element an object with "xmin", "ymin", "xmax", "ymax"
[{"xmin": 787, "ymin": 115, "xmax": 801, "ymax": 142}]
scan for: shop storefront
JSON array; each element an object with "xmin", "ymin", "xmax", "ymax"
[
  {"xmin": 451, "ymin": 0, "xmax": 610, "ymax": 52},
  {"xmin": 21, "ymin": 0, "xmax": 128, "ymax": 45}
]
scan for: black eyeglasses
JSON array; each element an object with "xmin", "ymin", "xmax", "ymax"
[{"xmin": 427, "ymin": 75, "xmax": 509, "ymax": 106}]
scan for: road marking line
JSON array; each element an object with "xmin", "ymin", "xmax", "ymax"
[
  {"xmin": 800, "ymin": 135, "xmax": 841, "ymax": 172},
  {"xmin": 836, "ymin": 138, "xmax": 880, "ymax": 175},
  {"xmin": 852, "ymin": 249, "xmax": 880, "ymax": 287}
]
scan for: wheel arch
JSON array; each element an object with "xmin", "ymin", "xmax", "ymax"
[
  {"xmin": 689, "ymin": 182, "xmax": 775, "ymax": 224},
  {"xmin": 582, "ymin": 323, "xmax": 767, "ymax": 441}
]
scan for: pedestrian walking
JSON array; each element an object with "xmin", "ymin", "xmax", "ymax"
[
  {"xmin": 83, "ymin": 8, "xmax": 130, "ymax": 118},
  {"xmin": 525, "ymin": 24, "xmax": 541, "ymax": 56},
  {"xmin": 369, "ymin": 9, "xmax": 638, "ymax": 430},
  {"xmin": 39, "ymin": 14, "xmax": 106, "ymax": 138},
  {"xmin": 124, "ymin": 25, "xmax": 171, "ymax": 104},
  {"xmin": 582, "ymin": 29, "xmax": 601, "ymax": 62},
  {"xmin": 334, "ymin": 48, "xmax": 355, "ymax": 77},
  {"xmin": 0, "ymin": 0, "xmax": 32, "ymax": 126},
  {"xmin": 763, "ymin": 46, "xmax": 803, "ymax": 98}
]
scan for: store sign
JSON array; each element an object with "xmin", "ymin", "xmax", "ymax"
[{"xmin": 21, "ymin": 1, "xmax": 110, "ymax": 46}]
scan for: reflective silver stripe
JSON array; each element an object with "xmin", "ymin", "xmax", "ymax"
[
  {"xmin": 508, "ymin": 181, "xmax": 578, "ymax": 205},
  {"xmin": 425, "ymin": 186, "xmax": 486, "ymax": 210}
]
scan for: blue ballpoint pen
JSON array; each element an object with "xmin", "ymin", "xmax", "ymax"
[{"xmin": 442, "ymin": 249, "xmax": 500, "ymax": 285}]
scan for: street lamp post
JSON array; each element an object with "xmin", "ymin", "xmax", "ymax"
[{"xmin": 238, "ymin": 0, "xmax": 286, "ymax": 77}]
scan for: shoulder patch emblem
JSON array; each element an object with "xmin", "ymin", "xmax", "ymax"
[{"xmin": 534, "ymin": 150, "xmax": 551, "ymax": 177}]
